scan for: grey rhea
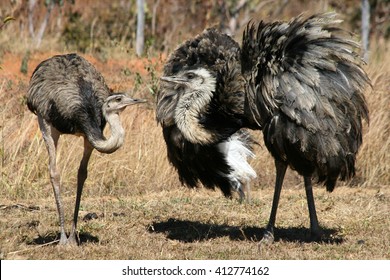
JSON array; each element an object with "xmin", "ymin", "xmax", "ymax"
[
  {"xmin": 27, "ymin": 53, "xmax": 145, "ymax": 245},
  {"xmin": 157, "ymin": 13, "xmax": 370, "ymax": 242}
]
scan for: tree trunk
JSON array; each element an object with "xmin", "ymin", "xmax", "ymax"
[
  {"xmin": 28, "ymin": 0, "xmax": 55, "ymax": 48},
  {"xmin": 361, "ymin": 0, "xmax": 370, "ymax": 62},
  {"xmin": 28, "ymin": 0, "xmax": 37, "ymax": 38},
  {"xmin": 35, "ymin": 1, "xmax": 54, "ymax": 48},
  {"xmin": 152, "ymin": 0, "xmax": 160, "ymax": 36},
  {"xmin": 136, "ymin": 0, "xmax": 145, "ymax": 56}
]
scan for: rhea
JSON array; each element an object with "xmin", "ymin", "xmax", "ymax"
[
  {"xmin": 27, "ymin": 53, "xmax": 145, "ymax": 245},
  {"xmin": 160, "ymin": 68, "xmax": 257, "ymax": 200},
  {"xmin": 157, "ymin": 13, "xmax": 369, "ymax": 242}
]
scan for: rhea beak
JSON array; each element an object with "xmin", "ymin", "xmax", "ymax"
[
  {"xmin": 160, "ymin": 76, "xmax": 187, "ymax": 84},
  {"xmin": 120, "ymin": 96, "xmax": 147, "ymax": 109}
]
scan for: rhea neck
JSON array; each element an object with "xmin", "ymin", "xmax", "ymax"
[
  {"xmin": 174, "ymin": 70, "xmax": 218, "ymax": 145},
  {"xmin": 90, "ymin": 110, "xmax": 125, "ymax": 154}
]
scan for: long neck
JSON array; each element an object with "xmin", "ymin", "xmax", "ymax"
[
  {"xmin": 90, "ymin": 113, "xmax": 125, "ymax": 154},
  {"xmin": 174, "ymin": 89, "xmax": 218, "ymax": 145}
]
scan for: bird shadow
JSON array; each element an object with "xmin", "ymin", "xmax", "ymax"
[
  {"xmin": 147, "ymin": 218, "xmax": 344, "ymax": 244},
  {"xmin": 27, "ymin": 232, "xmax": 99, "ymax": 246}
]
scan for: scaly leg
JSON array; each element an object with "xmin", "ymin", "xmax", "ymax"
[
  {"xmin": 304, "ymin": 176, "xmax": 323, "ymax": 240},
  {"xmin": 244, "ymin": 178, "xmax": 251, "ymax": 204},
  {"xmin": 261, "ymin": 160, "xmax": 287, "ymax": 244},
  {"xmin": 38, "ymin": 116, "xmax": 67, "ymax": 245},
  {"xmin": 68, "ymin": 139, "xmax": 94, "ymax": 245},
  {"xmin": 234, "ymin": 179, "xmax": 251, "ymax": 204}
]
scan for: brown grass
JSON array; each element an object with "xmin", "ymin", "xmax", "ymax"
[{"xmin": 0, "ymin": 42, "xmax": 389, "ymax": 259}]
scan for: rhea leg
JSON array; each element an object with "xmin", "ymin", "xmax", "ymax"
[
  {"xmin": 38, "ymin": 116, "xmax": 67, "ymax": 245},
  {"xmin": 304, "ymin": 176, "xmax": 323, "ymax": 240},
  {"xmin": 244, "ymin": 179, "xmax": 251, "ymax": 203},
  {"xmin": 68, "ymin": 139, "xmax": 94, "ymax": 244},
  {"xmin": 261, "ymin": 160, "xmax": 287, "ymax": 243},
  {"xmin": 238, "ymin": 179, "xmax": 251, "ymax": 204}
]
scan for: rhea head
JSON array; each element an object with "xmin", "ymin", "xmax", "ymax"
[
  {"xmin": 159, "ymin": 67, "xmax": 219, "ymax": 144},
  {"xmin": 160, "ymin": 68, "xmax": 216, "ymax": 92},
  {"xmin": 103, "ymin": 94, "xmax": 146, "ymax": 116}
]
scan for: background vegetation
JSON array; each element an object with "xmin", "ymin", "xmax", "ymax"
[{"xmin": 0, "ymin": 0, "xmax": 389, "ymax": 259}]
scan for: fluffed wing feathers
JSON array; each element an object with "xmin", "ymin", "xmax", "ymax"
[{"xmin": 242, "ymin": 13, "xmax": 369, "ymax": 190}]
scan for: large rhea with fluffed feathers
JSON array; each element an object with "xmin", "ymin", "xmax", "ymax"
[
  {"xmin": 27, "ymin": 53, "xmax": 145, "ymax": 245},
  {"xmin": 157, "ymin": 13, "xmax": 369, "ymax": 242}
]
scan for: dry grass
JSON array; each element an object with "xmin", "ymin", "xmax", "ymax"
[
  {"xmin": 0, "ymin": 43, "xmax": 389, "ymax": 259},
  {"xmin": 0, "ymin": 187, "xmax": 389, "ymax": 260},
  {"xmin": 358, "ymin": 46, "xmax": 390, "ymax": 187}
]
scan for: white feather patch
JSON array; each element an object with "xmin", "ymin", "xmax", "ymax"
[{"xmin": 217, "ymin": 134, "xmax": 257, "ymax": 184}]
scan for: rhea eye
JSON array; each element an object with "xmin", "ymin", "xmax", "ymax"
[
  {"xmin": 115, "ymin": 96, "xmax": 122, "ymax": 102},
  {"xmin": 186, "ymin": 73, "xmax": 195, "ymax": 79}
]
